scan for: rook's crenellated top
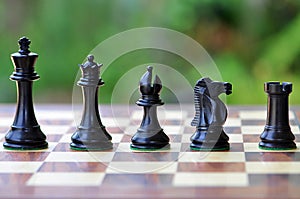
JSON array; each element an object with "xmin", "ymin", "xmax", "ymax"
[{"xmin": 264, "ymin": 82, "xmax": 292, "ymax": 94}]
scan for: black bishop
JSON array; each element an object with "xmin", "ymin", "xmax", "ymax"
[{"xmin": 131, "ymin": 66, "xmax": 169, "ymax": 150}]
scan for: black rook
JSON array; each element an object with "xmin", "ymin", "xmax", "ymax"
[
  {"xmin": 4, "ymin": 37, "xmax": 48, "ymax": 150},
  {"xmin": 259, "ymin": 82, "xmax": 296, "ymax": 150}
]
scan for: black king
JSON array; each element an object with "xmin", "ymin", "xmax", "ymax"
[
  {"xmin": 4, "ymin": 37, "xmax": 48, "ymax": 150},
  {"xmin": 131, "ymin": 66, "xmax": 170, "ymax": 150}
]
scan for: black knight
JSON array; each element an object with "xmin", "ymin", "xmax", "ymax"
[{"xmin": 190, "ymin": 77, "xmax": 232, "ymax": 151}]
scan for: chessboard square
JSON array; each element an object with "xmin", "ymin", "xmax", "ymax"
[
  {"xmin": 173, "ymin": 172, "xmax": 248, "ymax": 187},
  {"xmin": 228, "ymin": 134, "xmax": 243, "ymax": 143},
  {"xmin": 0, "ymin": 118, "xmax": 13, "ymax": 127},
  {"xmin": 244, "ymin": 143, "xmax": 300, "ymax": 152},
  {"xmin": 239, "ymin": 111, "xmax": 266, "ymax": 120},
  {"xmin": 27, "ymin": 172, "xmax": 104, "ymax": 186},
  {"xmin": 35, "ymin": 111, "xmax": 74, "ymax": 120},
  {"xmin": 245, "ymin": 152, "xmax": 300, "ymax": 161},
  {"xmin": 0, "ymin": 133, "xmax": 5, "ymax": 142},
  {"xmin": 45, "ymin": 152, "xmax": 114, "ymax": 162},
  {"xmin": 158, "ymin": 110, "xmax": 188, "ymax": 120},
  {"xmin": 180, "ymin": 143, "xmax": 243, "ymax": 152},
  {"xmin": 180, "ymin": 143, "xmax": 192, "ymax": 152},
  {"xmin": 58, "ymin": 134, "xmax": 72, "ymax": 143},
  {"xmin": 241, "ymin": 125, "xmax": 264, "ymax": 134},
  {"xmin": 115, "ymin": 143, "xmax": 135, "ymax": 152},
  {"xmin": 249, "ymin": 174, "xmax": 300, "ymax": 186},
  {"xmin": 183, "ymin": 117, "xmax": 193, "ymax": 126},
  {"xmin": 241, "ymin": 120, "xmax": 265, "ymax": 126},
  {"xmin": 239, "ymin": 110, "xmax": 295, "ymax": 120},
  {"xmin": 224, "ymin": 127, "xmax": 242, "ymax": 134},
  {"xmin": 44, "ymin": 142, "xmax": 58, "ymax": 152},
  {"xmin": 124, "ymin": 126, "xmax": 139, "ymax": 136},
  {"xmin": 0, "ymin": 161, "xmax": 42, "ymax": 173},
  {"xmin": 177, "ymin": 162, "xmax": 245, "ymax": 172},
  {"xmin": 291, "ymin": 126, "xmax": 300, "ymax": 134},
  {"xmin": 243, "ymin": 119, "xmax": 297, "ymax": 126},
  {"xmin": 250, "ymin": 125, "xmax": 300, "ymax": 135},
  {"xmin": 106, "ymin": 127, "xmax": 123, "ymax": 134},
  {"xmin": 224, "ymin": 118, "xmax": 241, "ymax": 127},
  {"xmin": 243, "ymin": 143, "xmax": 261, "ymax": 152},
  {"xmin": 107, "ymin": 162, "xmax": 177, "ymax": 174},
  {"xmin": 181, "ymin": 134, "xmax": 193, "ymax": 143},
  {"xmin": 131, "ymin": 110, "xmax": 143, "ymax": 120},
  {"xmin": 290, "ymin": 111, "xmax": 296, "ymax": 119},
  {"xmin": 178, "ymin": 152, "xmax": 245, "ymax": 162},
  {"xmin": 102, "ymin": 173, "xmax": 173, "ymax": 186},
  {"xmin": 39, "ymin": 119, "xmax": 74, "ymax": 126},
  {"xmin": 243, "ymin": 135, "xmax": 260, "ymax": 143},
  {"xmin": 0, "ymin": 173, "xmax": 32, "ymax": 185},
  {"xmin": 230, "ymin": 143, "xmax": 244, "ymax": 152},
  {"xmin": 81, "ymin": 152, "xmax": 116, "ymax": 162},
  {"xmin": 42, "ymin": 125, "xmax": 72, "ymax": 135},
  {"xmin": 168, "ymin": 134, "xmax": 182, "ymax": 143},
  {"xmin": 111, "ymin": 134, "xmax": 124, "ymax": 143},
  {"xmin": 0, "ymin": 152, "xmax": 49, "ymax": 161},
  {"xmin": 163, "ymin": 125, "xmax": 184, "ymax": 135},
  {"xmin": 46, "ymin": 134, "xmax": 64, "ymax": 142},
  {"xmin": 38, "ymin": 162, "xmax": 108, "ymax": 172},
  {"xmin": 116, "ymin": 143, "xmax": 182, "ymax": 153},
  {"xmin": 53, "ymin": 143, "xmax": 74, "ymax": 152},
  {"xmin": 246, "ymin": 162, "xmax": 300, "ymax": 174},
  {"xmin": 120, "ymin": 134, "xmax": 132, "ymax": 142},
  {"xmin": 113, "ymin": 152, "xmax": 179, "ymax": 162},
  {"xmin": 103, "ymin": 118, "xmax": 130, "ymax": 128}
]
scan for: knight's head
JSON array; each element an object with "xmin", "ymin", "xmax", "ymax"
[{"xmin": 195, "ymin": 77, "xmax": 232, "ymax": 98}]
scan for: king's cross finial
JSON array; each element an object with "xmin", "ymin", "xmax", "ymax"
[{"xmin": 18, "ymin": 36, "xmax": 31, "ymax": 55}]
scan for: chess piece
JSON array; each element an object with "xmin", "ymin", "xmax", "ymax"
[
  {"xmin": 259, "ymin": 82, "xmax": 296, "ymax": 150},
  {"xmin": 131, "ymin": 66, "xmax": 169, "ymax": 150},
  {"xmin": 70, "ymin": 55, "xmax": 112, "ymax": 150},
  {"xmin": 4, "ymin": 37, "xmax": 48, "ymax": 150},
  {"xmin": 190, "ymin": 77, "xmax": 232, "ymax": 151}
]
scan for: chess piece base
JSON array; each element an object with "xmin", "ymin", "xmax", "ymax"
[
  {"xmin": 3, "ymin": 142, "xmax": 48, "ymax": 150},
  {"xmin": 131, "ymin": 129, "xmax": 170, "ymax": 150},
  {"xmin": 70, "ymin": 142, "xmax": 113, "ymax": 151},
  {"xmin": 190, "ymin": 126, "xmax": 230, "ymax": 151},
  {"xmin": 70, "ymin": 127, "xmax": 113, "ymax": 151},
  {"xmin": 4, "ymin": 126, "xmax": 48, "ymax": 150},
  {"xmin": 259, "ymin": 126, "xmax": 296, "ymax": 150},
  {"xmin": 258, "ymin": 143, "xmax": 297, "ymax": 150}
]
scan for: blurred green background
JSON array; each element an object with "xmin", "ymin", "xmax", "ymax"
[{"xmin": 0, "ymin": 0, "xmax": 300, "ymax": 104}]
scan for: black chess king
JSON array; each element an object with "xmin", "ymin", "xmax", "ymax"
[
  {"xmin": 70, "ymin": 55, "xmax": 112, "ymax": 151},
  {"xmin": 131, "ymin": 66, "xmax": 169, "ymax": 150},
  {"xmin": 3, "ymin": 37, "xmax": 48, "ymax": 150}
]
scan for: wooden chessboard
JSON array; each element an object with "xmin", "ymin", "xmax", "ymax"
[{"xmin": 0, "ymin": 104, "xmax": 299, "ymax": 199}]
